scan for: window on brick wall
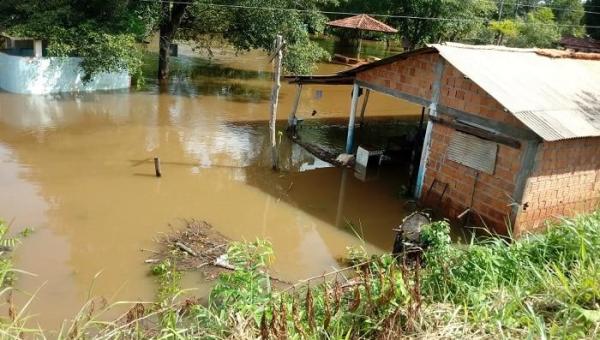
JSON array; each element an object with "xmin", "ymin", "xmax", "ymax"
[{"xmin": 447, "ymin": 131, "xmax": 498, "ymax": 174}]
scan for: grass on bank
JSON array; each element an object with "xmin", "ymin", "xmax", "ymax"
[{"xmin": 2, "ymin": 212, "xmax": 600, "ymax": 339}]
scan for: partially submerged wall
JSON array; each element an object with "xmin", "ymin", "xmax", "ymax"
[
  {"xmin": 356, "ymin": 52, "xmax": 529, "ymax": 234},
  {"xmin": 0, "ymin": 52, "xmax": 130, "ymax": 94},
  {"xmin": 516, "ymin": 137, "xmax": 600, "ymax": 232}
]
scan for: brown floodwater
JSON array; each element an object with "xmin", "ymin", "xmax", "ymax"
[{"xmin": 0, "ymin": 43, "xmax": 420, "ymax": 332}]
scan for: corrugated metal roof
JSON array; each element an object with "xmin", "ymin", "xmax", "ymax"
[
  {"xmin": 432, "ymin": 43, "xmax": 600, "ymax": 141},
  {"xmin": 287, "ymin": 43, "xmax": 600, "ymax": 141}
]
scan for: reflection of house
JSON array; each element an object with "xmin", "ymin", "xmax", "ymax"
[
  {"xmin": 0, "ymin": 33, "xmax": 130, "ymax": 94},
  {"xmin": 288, "ymin": 43, "xmax": 600, "ymax": 236}
]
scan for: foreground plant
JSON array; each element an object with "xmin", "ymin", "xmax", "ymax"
[
  {"xmin": 3, "ymin": 212, "xmax": 600, "ymax": 339},
  {"xmin": 421, "ymin": 213, "xmax": 600, "ymax": 338},
  {"xmin": 174, "ymin": 212, "xmax": 600, "ymax": 339}
]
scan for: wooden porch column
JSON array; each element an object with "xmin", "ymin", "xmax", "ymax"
[
  {"xmin": 287, "ymin": 84, "xmax": 303, "ymax": 127},
  {"xmin": 345, "ymin": 82, "xmax": 360, "ymax": 154},
  {"xmin": 414, "ymin": 59, "xmax": 445, "ymax": 198}
]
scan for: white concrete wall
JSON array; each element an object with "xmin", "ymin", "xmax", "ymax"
[{"xmin": 0, "ymin": 52, "xmax": 130, "ymax": 94}]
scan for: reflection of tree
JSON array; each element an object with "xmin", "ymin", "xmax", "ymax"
[{"xmin": 144, "ymin": 55, "xmax": 272, "ymax": 102}]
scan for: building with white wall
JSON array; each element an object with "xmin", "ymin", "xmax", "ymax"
[{"xmin": 0, "ymin": 34, "xmax": 131, "ymax": 95}]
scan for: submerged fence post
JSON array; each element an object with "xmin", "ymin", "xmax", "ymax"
[
  {"xmin": 154, "ymin": 157, "xmax": 162, "ymax": 177},
  {"xmin": 269, "ymin": 35, "xmax": 284, "ymax": 170}
]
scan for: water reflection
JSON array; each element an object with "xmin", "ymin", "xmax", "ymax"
[{"xmin": 0, "ymin": 43, "xmax": 419, "ymax": 330}]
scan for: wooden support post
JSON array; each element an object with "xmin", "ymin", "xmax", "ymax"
[
  {"xmin": 356, "ymin": 31, "xmax": 363, "ymax": 60},
  {"xmin": 154, "ymin": 157, "xmax": 162, "ymax": 177},
  {"xmin": 510, "ymin": 140, "xmax": 540, "ymax": 234},
  {"xmin": 414, "ymin": 59, "xmax": 445, "ymax": 198},
  {"xmin": 359, "ymin": 89, "xmax": 370, "ymax": 127},
  {"xmin": 269, "ymin": 35, "xmax": 283, "ymax": 170},
  {"xmin": 345, "ymin": 83, "xmax": 360, "ymax": 154},
  {"xmin": 287, "ymin": 84, "xmax": 303, "ymax": 128}
]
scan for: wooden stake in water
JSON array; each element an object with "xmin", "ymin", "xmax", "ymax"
[
  {"xmin": 154, "ymin": 157, "xmax": 162, "ymax": 177},
  {"xmin": 269, "ymin": 35, "xmax": 284, "ymax": 170}
]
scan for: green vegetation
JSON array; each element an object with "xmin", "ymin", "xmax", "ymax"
[
  {"xmin": 0, "ymin": 0, "xmax": 151, "ymax": 82},
  {"xmin": 1, "ymin": 0, "xmax": 595, "ymax": 84},
  {"xmin": 1, "ymin": 212, "xmax": 600, "ymax": 338},
  {"xmin": 76, "ymin": 211, "xmax": 600, "ymax": 338},
  {"xmin": 185, "ymin": 0, "xmax": 332, "ymax": 74},
  {"xmin": 585, "ymin": 0, "xmax": 600, "ymax": 39},
  {"xmin": 0, "ymin": 0, "xmax": 332, "ymax": 81},
  {"xmin": 326, "ymin": 0, "xmax": 590, "ymax": 49},
  {"xmin": 0, "ymin": 220, "xmax": 39, "ymax": 338}
]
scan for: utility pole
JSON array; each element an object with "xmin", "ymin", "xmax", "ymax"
[
  {"xmin": 269, "ymin": 35, "xmax": 284, "ymax": 170},
  {"xmin": 496, "ymin": 0, "xmax": 506, "ymax": 45}
]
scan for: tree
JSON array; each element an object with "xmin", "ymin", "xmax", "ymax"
[
  {"xmin": 1, "ymin": 0, "xmax": 331, "ymax": 82},
  {"xmin": 0, "ymin": 0, "xmax": 152, "ymax": 81},
  {"xmin": 490, "ymin": 19, "xmax": 519, "ymax": 45},
  {"xmin": 323, "ymin": 0, "xmax": 495, "ymax": 50},
  {"xmin": 546, "ymin": 0, "xmax": 585, "ymax": 36},
  {"xmin": 585, "ymin": 0, "xmax": 600, "ymax": 39},
  {"xmin": 510, "ymin": 7, "xmax": 561, "ymax": 47},
  {"xmin": 158, "ymin": 0, "xmax": 190, "ymax": 81},
  {"xmin": 156, "ymin": 0, "xmax": 333, "ymax": 81}
]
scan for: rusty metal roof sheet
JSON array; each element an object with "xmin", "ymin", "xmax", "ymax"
[
  {"xmin": 327, "ymin": 14, "xmax": 398, "ymax": 33},
  {"xmin": 560, "ymin": 36, "xmax": 600, "ymax": 53},
  {"xmin": 432, "ymin": 43, "xmax": 600, "ymax": 141}
]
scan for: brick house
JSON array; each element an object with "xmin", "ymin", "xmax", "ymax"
[{"xmin": 287, "ymin": 43, "xmax": 600, "ymax": 235}]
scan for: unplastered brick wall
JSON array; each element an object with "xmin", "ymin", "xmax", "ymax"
[
  {"xmin": 356, "ymin": 51, "xmax": 529, "ymax": 131},
  {"xmin": 422, "ymin": 123, "xmax": 523, "ymax": 234},
  {"xmin": 438, "ymin": 63, "xmax": 526, "ymax": 129},
  {"xmin": 355, "ymin": 51, "xmax": 527, "ymax": 234},
  {"xmin": 516, "ymin": 137, "xmax": 600, "ymax": 233},
  {"xmin": 356, "ymin": 52, "xmax": 438, "ymax": 100}
]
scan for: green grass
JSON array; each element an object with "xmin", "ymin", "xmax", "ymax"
[
  {"xmin": 420, "ymin": 212, "xmax": 600, "ymax": 338},
  {"xmin": 2, "ymin": 212, "xmax": 600, "ymax": 339}
]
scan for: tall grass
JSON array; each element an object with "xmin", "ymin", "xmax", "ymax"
[
  {"xmin": 2, "ymin": 212, "xmax": 600, "ymax": 338},
  {"xmin": 0, "ymin": 220, "xmax": 45, "ymax": 339},
  {"xmin": 421, "ymin": 212, "xmax": 600, "ymax": 338}
]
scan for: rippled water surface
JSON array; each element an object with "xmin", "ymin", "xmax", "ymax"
[{"xmin": 0, "ymin": 42, "xmax": 420, "ymax": 330}]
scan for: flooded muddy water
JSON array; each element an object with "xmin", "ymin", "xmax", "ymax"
[{"xmin": 0, "ymin": 42, "xmax": 420, "ymax": 330}]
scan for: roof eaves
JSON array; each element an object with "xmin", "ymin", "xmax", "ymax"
[{"xmin": 338, "ymin": 46, "xmax": 437, "ymax": 76}]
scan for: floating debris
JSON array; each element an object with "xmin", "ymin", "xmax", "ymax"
[{"xmin": 145, "ymin": 220, "xmax": 229, "ymax": 274}]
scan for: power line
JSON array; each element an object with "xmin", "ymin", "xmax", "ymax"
[
  {"xmin": 139, "ymin": 0, "xmax": 600, "ymax": 28},
  {"xmin": 475, "ymin": 0, "xmax": 600, "ymax": 15},
  {"xmin": 516, "ymin": 2, "xmax": 600, "ymax": 15}
]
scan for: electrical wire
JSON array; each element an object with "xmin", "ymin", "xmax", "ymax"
[
  {"xmin": 138, "ymin": 0, "xmax": 600, "ymax": 28},
  {"xmin": 516, "ymin": 2, "xmax": 600, "ymax": 15}
]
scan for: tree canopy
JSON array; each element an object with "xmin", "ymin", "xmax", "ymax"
[
  {"xmin": 0, "ymin": 0, "xmax": 333, "ymax": 81},
  {"xmin": 323, "ymin": 0, "xmax": 588, "ymax": 49},
  {"xmin": 178, "ymin": 0, "xmax": 331, "ymax": 75},
  {"xmin": 585, "ymin": 0, "xmax": 600, "ymax": 39},
  {"xmin": 0, "ymin": 0, "xmax": 152, "ymax": 81},
  {"xmin": 0, "ymin": 0, "xmax": 596, "ymax": 83}
]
